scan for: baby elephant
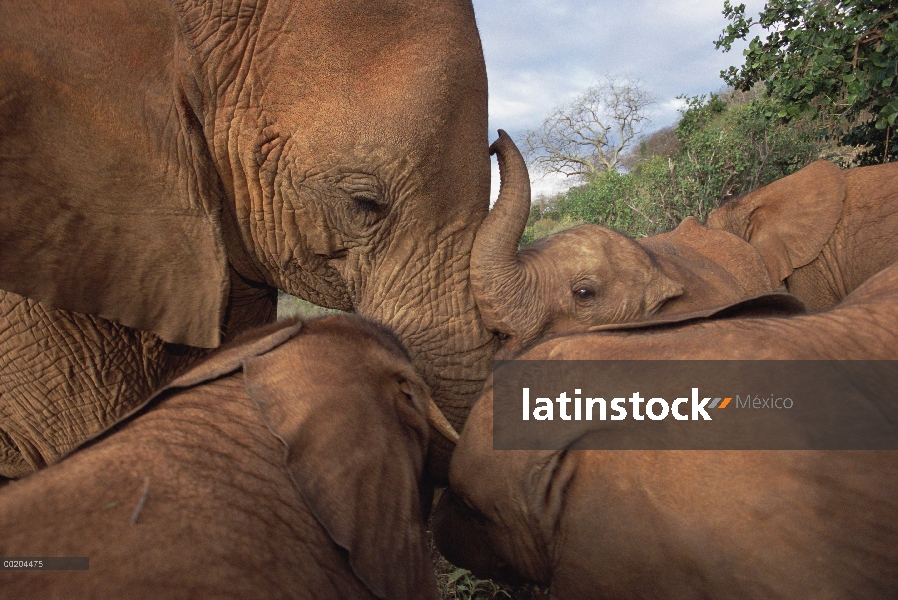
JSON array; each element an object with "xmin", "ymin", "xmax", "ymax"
[
  {"xmin": 472, "ymin": 132, "xmax": 786, "ymax": 356},
  {"xmin": 0, "ymin": 315, "xmax": 451, "ymax": 600},
  {"xmin": 435, "ymin": 262, "xmax": 898, "ymax": 599},
  {"xmin": 437, "ymin": 402, "xmax": 898, "ymax": 599}
]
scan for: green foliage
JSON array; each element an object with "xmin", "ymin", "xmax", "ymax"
[
  {"xmin": 717, "ymin": 0, "xmax": 898, "ymax": 163},
  {"xmin": 430, "ymin": 537, "xmax": 547, "ymax": 600},
  {"xmin": 436, "ymin": 565, "xmax": 547, "ymax": 599},
  {"xmin": 443, "ymin": 568, "xmax": 513, "ymax": 599},
  {"xmin": 520, "ymin": 214, "xmax": 584, "ymax": 248},
  {"xmin": 562, "ymin": 170, "xmax": 637, "ymax": 229},
  {"xmin": 671, "ymin": 90, "xmax": 822, "ymax": 214},
  {"xmin": 523, "ymin": 90, "xmax": 826, "ymax": 242}
]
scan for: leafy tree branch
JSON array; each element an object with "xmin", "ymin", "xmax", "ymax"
[{"xmin": 717, "ymin": 0, "xmax": 898, "ymax": 163}]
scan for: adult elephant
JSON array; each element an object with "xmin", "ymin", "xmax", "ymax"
[
  {"xmin": 706, "ymin": 159, "xmax": 898, "ymax": 310},
  {"xmin": 471, "ymin": 132, "xmax": 784, "ymax": 356},
  {"xmin": 0, "ymin": 0, "xmax": 505, "ymax": 477}
]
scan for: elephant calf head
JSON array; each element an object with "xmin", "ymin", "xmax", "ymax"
[
  {"xmin": 471, "ymin": 132, "xmax": 787, "ymax": 357},
  {"xmin": 0, "ymin": 314, "xmax": 457, "ymax": 599},
  {"xmin": 435, "ymin": 374, "xmax": 898, "ymax": 599}
]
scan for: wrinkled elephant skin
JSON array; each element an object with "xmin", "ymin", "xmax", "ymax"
[
  {"xmin": 0, "ymin": 0, "xmax": 501, "ymax": 478},
  {"xmin": 435, "ymin": 262, "xmax": 898, "ymax": 599},
  {"xmin": 707, "ymin": 160, "xmax": 898, "ymax": 309},
  {"xmin": 471, "ymin": 132, "xmax": 787, "ymax": 357},
  {"xmin": 493, "ymin": 217, "xmax": 780, "ymax": 355},
  {"xmin": 0, "ymin": 315, "xmax": 438, "ymax": 599}
]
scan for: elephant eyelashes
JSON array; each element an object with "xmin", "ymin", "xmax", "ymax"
[
  {"xmin": 351, "ymin": 192, "xmax": 383, "ymax": 214},
  {"xmin": 338, "ymin": 175, "xmax": 386, "ymax": 219}
]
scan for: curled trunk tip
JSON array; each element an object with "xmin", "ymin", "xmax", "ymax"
[{"xmin": 470, "ymin": 130, "xmax": 532, "ymax": 335}]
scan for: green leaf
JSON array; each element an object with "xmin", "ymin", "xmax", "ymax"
[
  {"xmin": 714, "ymin": 0, "xmax": 898, "ymax": 162},
  {"xmin": 448, "ymin": 568, "xmax": 470, "ymax": 585}
]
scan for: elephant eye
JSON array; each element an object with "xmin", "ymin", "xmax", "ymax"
[
  {"xmin": 338, "ymin": 175, "xmax": 387, "ymax": 221},
  {"xmin": 573, "ymin": 286, "xmax": 596, "ymax": 301}
]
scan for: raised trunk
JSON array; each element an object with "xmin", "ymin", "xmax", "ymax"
[{"xmin": 470, "ymin": 131, "xmax": 533, "ymax": 334}]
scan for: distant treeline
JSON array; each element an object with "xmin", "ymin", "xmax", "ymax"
[{"xmin": 522, "ymin": 88, "xmax": 847, "ymax": 245}]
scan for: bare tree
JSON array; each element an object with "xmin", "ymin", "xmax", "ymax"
[{"xmin": 523, "ymin": 77, "xmax": 657, "ymax": 179}]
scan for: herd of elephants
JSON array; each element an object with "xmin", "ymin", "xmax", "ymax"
[{"xmin": 1, "ymin": 1, "xmax": 897, "ymax": 598}]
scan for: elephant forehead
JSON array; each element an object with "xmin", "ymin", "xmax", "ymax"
[
  {"xmin": 224, "ymin": 4, "xmax": 483, "ymax": 162},
  {"xmin": 528, "ymin": 226, "xmax": 651, "ymax": 272}
]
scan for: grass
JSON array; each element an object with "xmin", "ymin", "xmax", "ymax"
[
  {"xmin": 276, "ymin": 292, "xmax": 341, "ymax": 320},
  {"xmin": 427, "ymin": 526, "xmax": 548, "ymax": 600}
]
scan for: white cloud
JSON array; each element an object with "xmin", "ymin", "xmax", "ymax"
[
  {"xmin": 489, "ymin": 158, "xmax": 573, "ymax": 208},
  {"xmin": 474, "ymin": 0, "xmax": 770, "ymax": 202}
]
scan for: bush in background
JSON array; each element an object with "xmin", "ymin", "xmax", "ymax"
[{"xmin": 523, "ymin": 88, "xmax": 829, "ymax": 241}]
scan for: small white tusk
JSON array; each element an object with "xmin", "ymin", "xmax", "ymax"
[{"xmin": 425, "ymin": 397, "xmax": 460, "ymax": 444}]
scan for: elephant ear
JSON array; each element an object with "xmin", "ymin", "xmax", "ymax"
[
  {"xmin": 642, "ymin": 216, "xmax": 777, "ymax": 294},
  {"xmin": 58, "ymin": 320, "xmax": 306, "ymax": 458},
  {"xmin": 0, "ymin": 7, "xmax": 229, "ymax": 348},
  {"xmin": 587, "ymin": 291, "xmax": 807, "ymax": 332},
  {"xmin": 705, "ymin": 161, "xmax": 845, "ymax": 285},
  {"xmin": 242, "ymin": 339, "xmax": 438, "ymax": 600},
  {"xmin": 644, "ymin": 268, "xmax": 685, "ymax": 316}
]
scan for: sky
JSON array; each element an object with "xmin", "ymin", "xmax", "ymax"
[{"xmin": 471, "ymin": 0, "xmax": 769, "ymax": 201}]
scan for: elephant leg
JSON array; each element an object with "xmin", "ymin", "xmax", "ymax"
[{"xmin": 0, "ymin": 290, "xmax": 206, "ymax": 477}]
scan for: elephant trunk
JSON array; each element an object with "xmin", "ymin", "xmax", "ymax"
[{"xmin": 470, "ymin": 131, "xmax": 532, "ymax": 336}]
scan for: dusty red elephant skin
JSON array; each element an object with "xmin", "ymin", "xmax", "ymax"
[
  {"xmin": 435, "ymin": 261, "xmax": 898, "ymax": 599},
  {"xmin": 0, "ymin": 316, "xmax": 440, "ymax": 599},
  {"xmin": 471, "ymin": 131, "xmax": 785, "ymax": 359},
  {"xmin": 707, "ymin": 159, "xmax": 898, "ymax": 310},
  {"xmin": 0, "ymin": 1, "xmax": 511, "ymax": 480}
]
